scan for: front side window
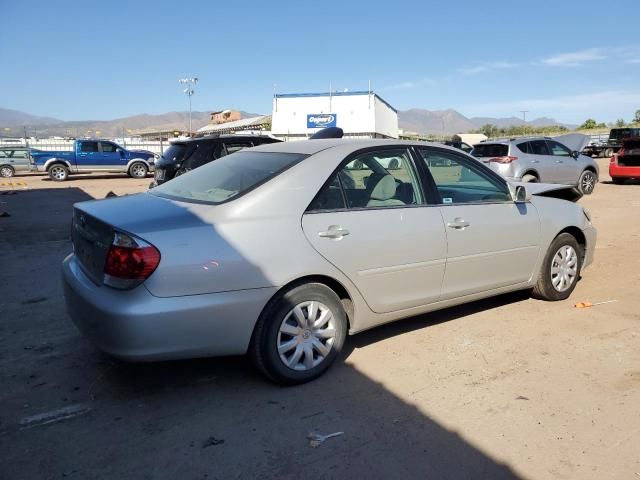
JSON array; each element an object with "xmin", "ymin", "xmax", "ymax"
[
  {"xmin": 80, "ymin": 142, "xmax": 98, "ymax": 153},
  {"xmin": 308, "ymin": 148, "xmax": 423, "ymax": 211},
  {"xmin": 418, "ymin": 148, "xmax": 511, "ymax": 204},
  {"xmin": 100, "ymin": 142, "xmax": 117, "ymax": 153},
  {"xmin": 223, "ymin": 142, "xmax": 253, "ymax": 156},
  {"xmin": 546, "ymin": 140, "xmax": 571, "ymax": 156},
  {"xmin": 151, "ymin": 151, "xmax": 307, "ymax": 204}
]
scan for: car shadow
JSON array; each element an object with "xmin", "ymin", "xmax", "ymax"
[
  {"xmin": 602, "ymin": 179, "xmax": 640, "ymax": 185},
  {"xmin": 39, "ymin": 173, "xmax": 151, "ymax": 182},
  {"xmin": 1, "ymin": 186, "xmax": 524, "ymax": 479}
]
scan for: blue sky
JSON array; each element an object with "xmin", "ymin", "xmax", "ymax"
[{"xmin": 1, "ymin": 0, "xmax": 639, "ymax": 124}]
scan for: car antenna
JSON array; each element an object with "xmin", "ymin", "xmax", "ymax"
[{"xmin": 309, "ymin": 127, "xmax": 344, "ymax": 140}]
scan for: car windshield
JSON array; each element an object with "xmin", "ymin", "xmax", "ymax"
[
  {"xmin": 150, "ymin": 151, "xmax": 307, "ymax": 204},
  {"xmin": 471, "ymin": 144, "xmax": 509, "ymax": 157}
]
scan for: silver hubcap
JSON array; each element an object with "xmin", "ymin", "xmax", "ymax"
[
  {"xmin": 581, "ymin": 173, "xmax": 595, "ymax": 193},
  {"xmin": 0, "ymin": 167, "xmax": 12, "ymax": 177},
  {"xmin": 132, "ymin": 164, "xmax": 146, "ymax": 177},
  {"xmin": 551, "ymin": 245, "xmax": 578, "ymax": 292},
  {"xmin": 277, "ymin": 301, "xmax": 336, "ymax": 371},
  {"xmin": 51, "ymin": 167, "xmax": 65, "ymax": 180}
]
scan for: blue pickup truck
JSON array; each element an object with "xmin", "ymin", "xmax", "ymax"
[{"xmin": 31, "ymin": 140, "xmax": 156, "ymax": 181}]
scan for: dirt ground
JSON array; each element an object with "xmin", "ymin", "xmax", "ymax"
[{"xmin": 1, "ymin": 160, "xmax": 639, "ymax": 479}]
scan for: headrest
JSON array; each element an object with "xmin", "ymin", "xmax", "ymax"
[{"xmin": 369, "ymin": 174, "xmax": 397, "ymax": 201}]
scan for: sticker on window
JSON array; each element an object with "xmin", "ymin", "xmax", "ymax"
[{"xmin": 442, "ymin": 197, "xmax": 453, "ymax": 204}]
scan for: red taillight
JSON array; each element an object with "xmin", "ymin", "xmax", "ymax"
[
  {"xmin": 103, "ymin": 232, "xmax": 160, "ymax": 288},
  {"xmin": 488, "ymin": 156, "xmax": 518, "ymax": 164},
  {"xmin": 617, "ymin": 147, "xmax": 624, "ymax": 157}
]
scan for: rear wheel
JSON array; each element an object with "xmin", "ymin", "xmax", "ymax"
[
  {"xmin": 48, "ymin": 164, "xmax": 69, "ymax": 181},
  {"xmin": 0, "ymin": 165, "xmax": 15, "ymax": 178},
  {"xmin": 521, "ymin": 174, "xmax": 538, "ymax": 183},
  {"xmin": 578, "ymin": 170, "xmax": 597, "ymax": 195},
  {"xmin": 128, "ymin": 162, "xmax": 148, "ymax": 178},
  {"xmin": 604, "ymin": 148, "xmax": 614, "ymax": 158},
  {"xmin": 251, "ymin": 283, "xmax": 348, "ymax": 385},
  {"xmin": 532, "ymin": 233, "xmax": 582, "ymax": 301}
]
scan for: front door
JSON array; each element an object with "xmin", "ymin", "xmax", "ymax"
[
  {"xmin": 416, "ymin": 147, "xmax": 541, "ymax": 299},
  {"xmin": 98, "ymin": 142, "xmax": 124, "ymax": 168},
  {"xmin": 546, "ymin": 140, "xmax": 580, "ymax": 184},
  {"xmin": 302, "ymin": 148, "xmax": 447, "ymax": 314}
]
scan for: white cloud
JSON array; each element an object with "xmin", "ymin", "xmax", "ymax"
[
  {"xmin": 458, "ymin": 61, "xmax": 518, "ymax": 75},
  {"xmin": 542, "ymin": 48, "xmax": 606, "ymax": 67}
]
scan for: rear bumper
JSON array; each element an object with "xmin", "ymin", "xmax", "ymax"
[
  {"xmin": 62, "ymin": 254, "xmax": 277, "ymax": 361},
  {"xmin": 610, "ymin": 163, "xmax": 640, "ymax": 178}
]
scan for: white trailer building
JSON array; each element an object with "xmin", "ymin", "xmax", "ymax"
[{"xmin": 271, "ymin": 91, "xmax": 398, "ymax": 141}]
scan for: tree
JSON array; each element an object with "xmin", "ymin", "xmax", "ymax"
[
  {"xmin": 479, "ymin": 123, "xmax": 499, "ymax": 138},
  {"xmin": 634, "ymin": 109, "xmax": 640, "ymax": 124},
  {"xmin": 579, "ymin": 118, "xmax": 597, "ymax": 129},
  {"xmin": 616, "ymin": 119, "xmax": 626, "ymax": 127}
]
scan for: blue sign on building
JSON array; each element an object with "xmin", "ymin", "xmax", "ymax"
[{"xmin": 307, "ymin": 114, "xmax": 337, "ymax": 128}]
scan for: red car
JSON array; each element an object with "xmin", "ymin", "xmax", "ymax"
[{"xmin": 610, "ymin": 137, "xmax": 640, "ymax": 184}]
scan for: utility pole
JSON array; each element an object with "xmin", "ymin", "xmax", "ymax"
[
  {"xmin": 178, "ymin": 77, "xmax": 198, "ymax": 136},
  {"xmin": 520, "ymin": 110, "xmax": 529, "ymax": 136}
]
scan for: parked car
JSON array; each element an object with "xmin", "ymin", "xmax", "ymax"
[
  {"xmin": 63, "ymin": 139, "xmax": 596, "ymax": 384},
  {"xmin": 31, "ymin": 140, "xmax": 156, "ymax": 181},
  {"xmin": 444, "ymin": 140, "xmax": 473, "ymax": 153},
  {"xmin": 470, "ymin": 135, "xmax": 599, "ymax": 194},
  {"xmin": 0, "ymin": 147, "xmax": 31, "ymax": 177},
  {"xmin": 150, "ymin": 135, "xmax": 281, "ymax": 188},
  {"xmin": 609, "ymin": 137, "xmax": 640, "ymax": 184},
  {"xmin": 582, "ymin": 128, "xmax": 640, "ymax": 158}
]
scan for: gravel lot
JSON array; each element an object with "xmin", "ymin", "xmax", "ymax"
[{"xmin": 1, "ymin": 161, "xmax": 639, "ymax": 479}]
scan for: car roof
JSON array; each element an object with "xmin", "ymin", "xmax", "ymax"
[{"xmin": 250, "ymin": 138, "xmax": 465, "ymax": 155}]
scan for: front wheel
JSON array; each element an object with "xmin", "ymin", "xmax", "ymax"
[
  {"xmin": 48, "ymin": 164, "xmax": 69, "ymax": 181},
  {"xmin": 250, "ymin": 283, "xmax": 348, "ymax": 385},
  {"xmin": 532, "ymin": 233, "xmax": 582, "ymax": 301},
  {"xmin": 0, "ymin": 165, "xmax": 15, "ymax": 178},
  {"xmin": 578, "ymin": 170, "xmax": 597, "ymax": 195},
  {"xmin": 128, "ymin": 162, "xmax": 148, "ymax": 178}
]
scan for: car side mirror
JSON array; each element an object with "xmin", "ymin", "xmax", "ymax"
[
  {"xmin": 514, "ymin": 185, "xmax": 530, "ymax": 203},
  {"xmin": 571, "ymin": 150, "xmax": 580, "ymax": 159}
]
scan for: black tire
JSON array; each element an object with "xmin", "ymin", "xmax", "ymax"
[
  {"xmin": 611, "ymin": 177, "xmax": 625, "ymax": 185},
  {"xmin": 604, "ymin": 148, "xmax": 614, "ymax": 158},
  {"xmin": 250, "ymin": 283, "xmax": 348, "ymax": 385},
  {"xmin": 0, "ymin": 165, "xmax": 15, "ymax": 178},
  {"xmin": 578, "ymin": 170, "xmax": 597, "ymax": 195},
  {"xmin": 532, "ymin": 233, "xmax": 583, "ymax": 301},
  {"xmin": 128, "ymin": 162, "xmax": 148, "ymax": 178},
  {"xmin": 521, "ymin": 174, "xmax": 538, "ymax": 183},
  {"xmin": 48, "ymin": 164, "xmax": 69, "ymax": 181}
]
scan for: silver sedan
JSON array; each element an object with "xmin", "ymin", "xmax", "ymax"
[{"xmin": 63, "ymin": 139, "xmax": 596, "ymax": 384}]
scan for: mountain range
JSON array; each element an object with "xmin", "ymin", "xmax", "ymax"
[{"xmin": 0, "ymin": 106, "xmax": 573, "ymax": 138}]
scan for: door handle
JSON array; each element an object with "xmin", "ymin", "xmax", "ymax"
[
  {"xmin": 531, "ymin": 160, "xmax": 540, "ymax": 164},
  {"xmin": 318, "ymin": 226, "xmax": 350, "ymax": 239},
  {"xmin": 555, "ymin": 160, "xmax": 563, "ymax": 164},
  {"xmin": 447, "ymin": 218, "xmax": 470, "ymax": 230}
]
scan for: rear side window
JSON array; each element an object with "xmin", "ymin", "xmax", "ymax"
[
  {"xmin": 223, "ymin": 142, "xmax": 253, "ymax": 156},
  {"xmin": 151, "ymin": 151, "xmax": 307, "ymax": 204},
  {"xmin": 161, "ymin": 143, "xmax": 193, "ymax": 163},
  {"xmin": 516, "ymin": 142, "xmax": 531, "ymax": 154},
  {"xmin": 80, "ymin": 142, "xmax": 98, "ymax": 152},
  {"xmin": 529, "ymin": 140, "xmax": 550, "ymax": 155},
  {"xmin": 471, "ymin": 144, "xmax": 508, "ymax": 157},
  {"xmin": 185, "ymin": 141, "xmax": 218, "ymax": 169}
]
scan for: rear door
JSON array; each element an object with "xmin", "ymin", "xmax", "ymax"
[
  {"xmin": 76, "ymin": 141, "xmax": 100, "ymax": 169},
  {"xmin": 302, "ymin": 147, "xmax": 447, "ymax": 314},
  {"xmin": 546, "ymin": 140, "xmax": 580, "ymax": 184},
  {"xmin": 416, "ymin": 147, "xmax": 540, "ymax": 299},
  {"xmin": 528, "ymin": 140, "xmax": 554, "ymax": 182}
]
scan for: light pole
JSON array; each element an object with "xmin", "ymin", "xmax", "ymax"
[
  {"xmin": 178, "ymin": 77, "xmax": 198, "ymax": 136},
  {"xmin": 520, "ymin": 110, "xmax": 529, "ymax": 136}
]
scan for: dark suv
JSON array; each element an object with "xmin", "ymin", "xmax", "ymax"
[{"xmin": 150, "ymin": 135, "xmax": 281, "ymax": 187}]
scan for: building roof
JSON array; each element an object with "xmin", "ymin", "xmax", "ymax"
[
  {"xmin": 273, "ymin": 91, "xmax": 397, "ymax": 113},
  {"xmin": 198, "ymin": 115, "xmax": 271, "ymax": 134}
]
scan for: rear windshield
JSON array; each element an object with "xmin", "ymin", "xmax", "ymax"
[
  {"xmin": 471, "ymin": 144, "xmax": 509, "ymax": 158},
  {"xmin": 160, "ymin": 143, "xmax": 194, "ymax": 163},
  {"xmin": 150, "ymin": 151, "xmax": 307, "ymax": 204}
]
